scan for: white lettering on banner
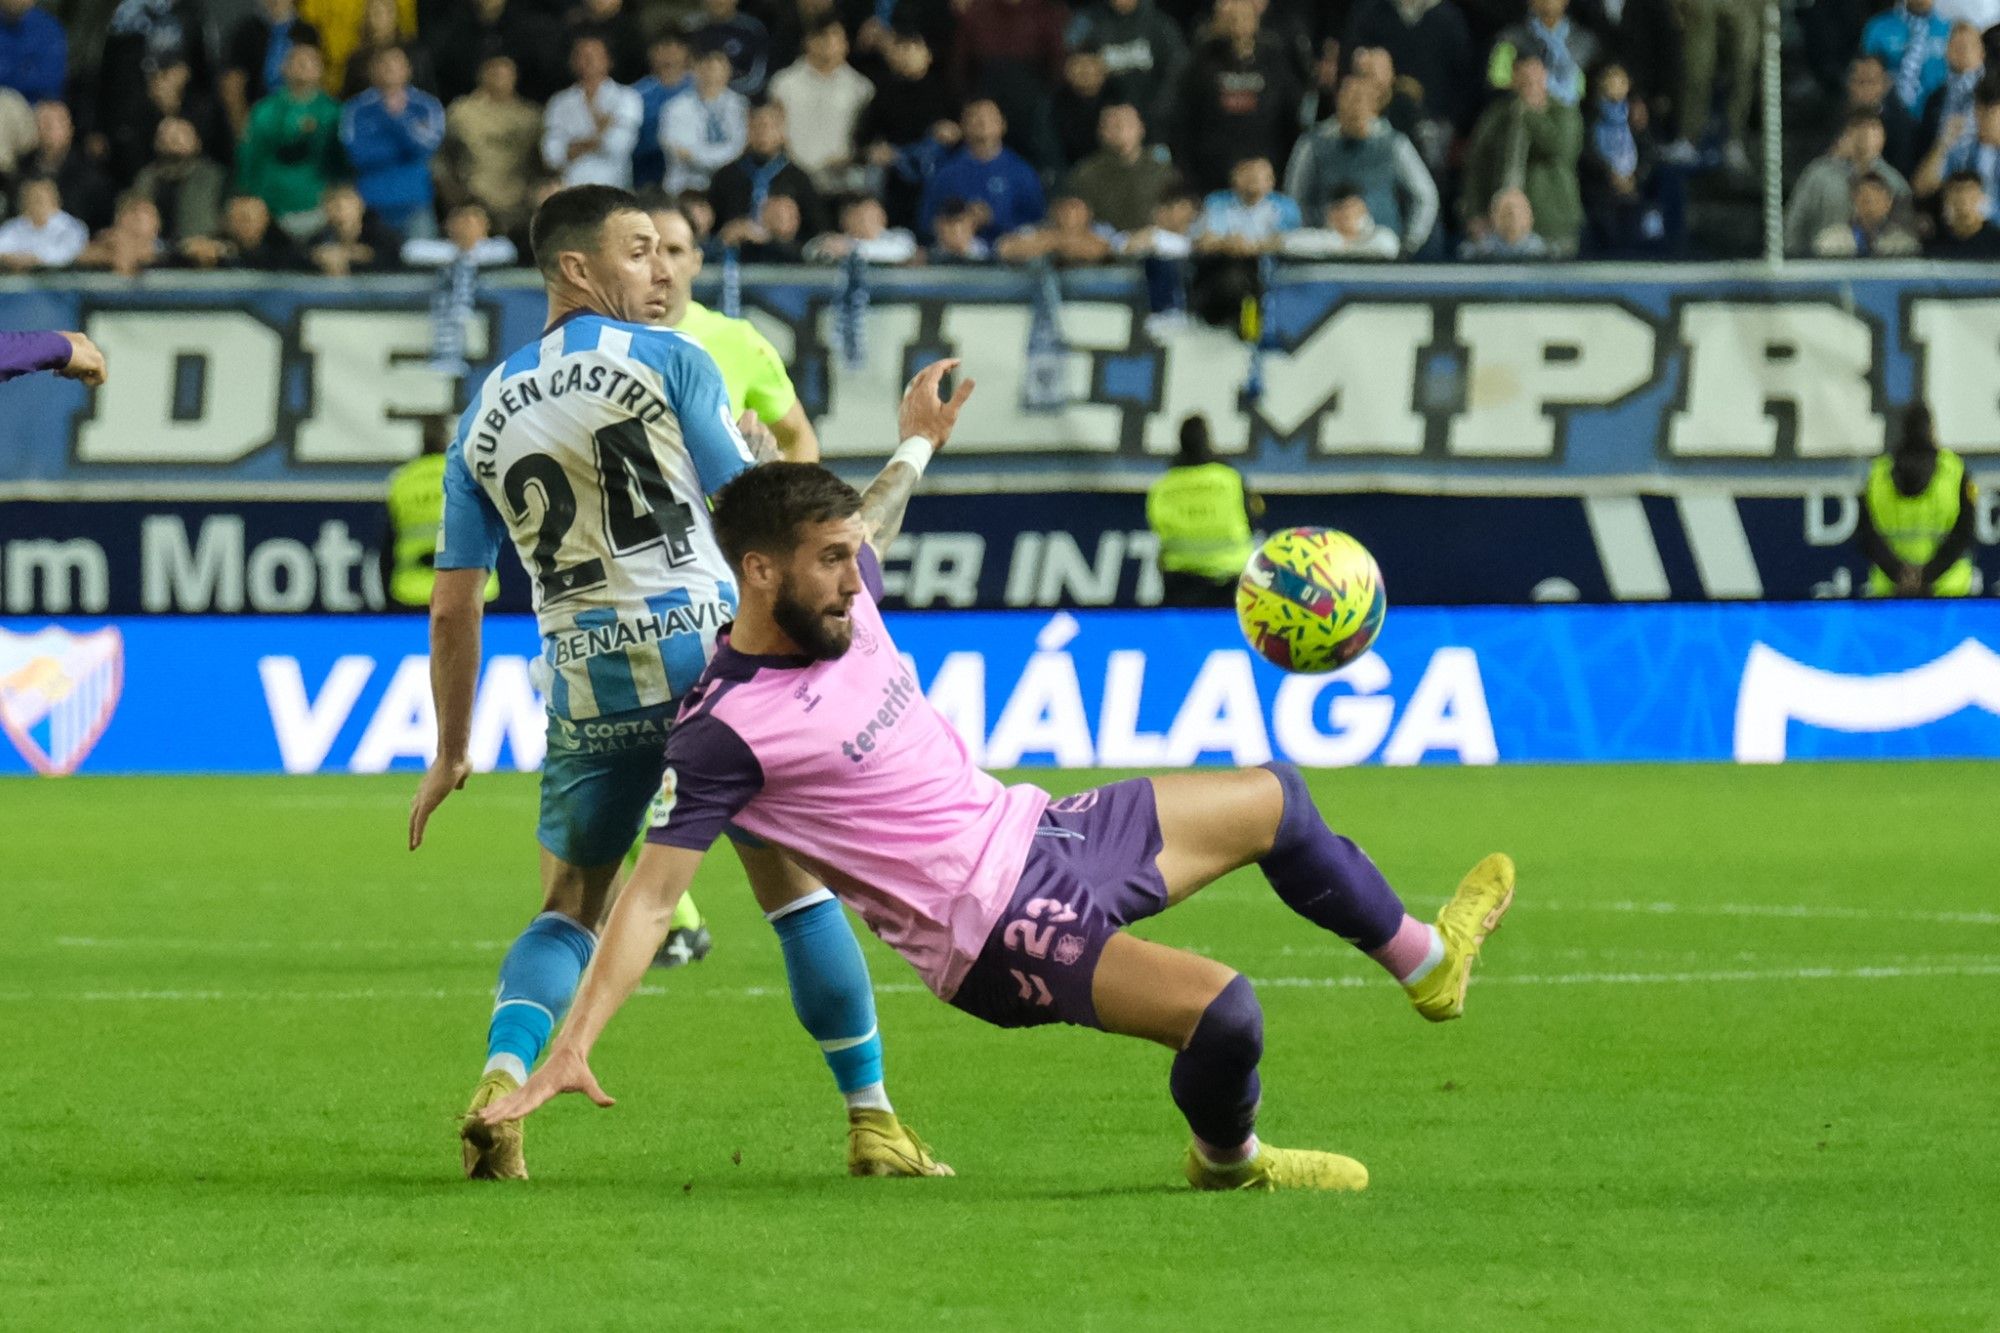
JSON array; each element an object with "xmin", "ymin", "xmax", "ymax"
[
  {"xmin": 1381, "ymin": 647, "xmax": 1498, "ymax": 765},
  {"xmin": 1272, "ymin": 654, "xmax": 1396, "ymax": 765},
  {"xmin": 78, "ymin": 312, "xmax": 282, "ymax": 463},
  {"xmin": 259, "ymin": 654, "xmax": 374, "ymax": 773},
  {"xmin": 1669, "ymin": 303, "xmax": 1883, "ymax": 458},
  {"xmin": 1450, "ymin": 304, "xmax": 1655, "ymax": 458},
  {"xmin": 985, "ymin": 650, "xmax": 1094, "ymax": 768},
  {"xmin": 140, "ymin": 515, "xmax": 376, "ymax": 612},
  {"xmin": 1097, "ymin": 650, "xmax": 1167, "ymax": 766},
  {"xmin": 296, "ymin": 310, "xmax": 489, "ymax": 463},
  {"xmin": 936, "ymin": 303, "xmax": 1131, "ymax": 453},
  {"xmin": 1265, "ymin": 304, "xmax": 1430, "ymax": 456},
  {"xmin": 1803, "ymin": 492, "xmax": 1860, "ymax": 547},
  {"xmin": 1909, "ymin": 299, "xmax": 2000, "ymax": 453},
  {"xmin": 260, "ymin": 654, "xmax": 545, "ymax": 773},
  {"xmin": 1732, "ymin": 639, "xmax": 2000, "ymax": 763},
  {"xmin": 3, "ymin": 540, "xmax": 108, "ymax": 613},
  {"xmin": 1149, "ymin": 326, "xmax": 1251, "ymax": 456},
  {"xmin": 810, "ymin": 304, "xmax": 924, "ymax": 458},
  {"xmin": 1164, "ymin": 651, "xmax": 1272, "ymax": 765},
  {"xmin": 879, "ymin": 534, "xmax": 985, "ymax": 608}
]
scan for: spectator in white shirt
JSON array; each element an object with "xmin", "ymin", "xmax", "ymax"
[
  {"xmin": 401, "ymin": 201, "xmax": 521, "ymax": 267},
  {"xmin": 660, "ymin": 49, "xmax": 748, "ymax": 197},
  {"xmin": 804, "ymin": 194, "xmax": 918, "ymax": 264},
  {"xmin": 1280, "ymin": 188, "xmax": 1401, "ymax": 259},
  {"xmin": 0, "ymin": 177, "xmax": 89, "ymax": 269},
  {"xmin": 1195, "ymin": 157, "xmax": 1302, "ymax": 254},
  {"xmin": 541, "ymin": 36, "xmax": 645, "ymax": 188},
  {"xmin": 767, "ymin": 17, "xmax": 873, "ymax": 192}
]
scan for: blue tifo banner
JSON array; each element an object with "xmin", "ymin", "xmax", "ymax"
[
  {"xmin": 8, "ymin": 262, "xmax": 2000, "ymax": 497},
  {"xmin": 2, "ymin": 602, "xmax": 1995, "ymax": 776},
  {"xmin": 4, "ymin": 489, "xmax": 1998, "ymax": 615}
]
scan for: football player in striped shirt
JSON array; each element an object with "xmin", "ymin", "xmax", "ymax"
[{"xmin": 411, "ymin": 185, "xmax": 946, "ymax": 1180}]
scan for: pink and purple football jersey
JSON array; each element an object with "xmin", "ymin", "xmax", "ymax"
[{"xmin": 646, "ymin": 551, "xmax": 1049, "ymax": 998}]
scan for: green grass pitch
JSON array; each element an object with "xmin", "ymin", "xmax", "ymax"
[{"xmin": 2, "ymin": 763, "xmax": 1994, "ymax": 1329}]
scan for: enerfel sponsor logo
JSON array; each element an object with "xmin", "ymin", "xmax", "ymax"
[{"xmin": 0, "ymin": 627, "xmax": 124, "ymax": 775}]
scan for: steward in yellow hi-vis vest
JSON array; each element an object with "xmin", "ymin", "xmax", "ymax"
[
  {"xmin": 1147, "ymin": 415, "xmax": 1264, "ymax": 607},
  {"xmin": 1857, "ymin": 404, "xmax": 1978, "ymax": 598},
  {"xmin": 384, "ymin": 418, "xmax": 499, "ymax": 609}
]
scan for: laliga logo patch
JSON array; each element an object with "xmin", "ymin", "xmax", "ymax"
[
  {"xmin": 0, "ymin": 627, "xmax": 124, "ymax": 776},
  {"xmin": 1733, "ymin": 638, "xmax": 2000, "ymax": 762},
  {"xmin": 648, "ymin": 767, "xmax": 679, "ymax": 828}
]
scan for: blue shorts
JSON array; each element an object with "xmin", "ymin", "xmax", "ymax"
[{"xmin": 536, "ymin": 703, "xmax": 676, "ymax": 867}]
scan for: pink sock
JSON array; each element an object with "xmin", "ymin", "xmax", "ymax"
[{"xmin": 1370, "ymin": 914, "xmax": 1444, "ymax": 984}]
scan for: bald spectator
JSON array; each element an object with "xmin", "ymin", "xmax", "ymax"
[
  {"xmin": 660, "ymin": 48, "xmax": 748, "ymax": 196},
  {"xmin": 0, "ymin": 0, "xmax": 65, "ymax": 105},
  {"xmin": 342, "ymin": 45, "xmax": 446, "ymax": 238},
  {"xmin": 440, "ymin": 55, "xmax": 544, "ymax": 236},
  {"xmin": 0, "ymin": 176, "xmax": 85, "ymax": 268},
  {"xmin": 542, "ymin": 35, "xmax": 644, "ymax": 188},
  {"xmin": 1061, "ymin": 102, "xmax": 1174, "ymax": 234},
  {"xmin": 921, "ymin": 99, "xmax": 1045, "ymax": 240},
  {"xmin": 19, "ymin": 101, "xmax": 114, "ymax": 232},
  {"xmin": 131, "ymin": 117, "xmax": 227, "ymax": 243},
  {"xmin": 1065, "ymin": 0, "xmax": 1187, "ymax": 129},
  {"xmin": 1459, "ymin": 187, "xmax": 1553, "ymax": 259},
  {"xmin": 768, "ymin": 17, "xmax": 873, "ymax": 192},
  {"xmin": 708, "ymin": 101, "xmax": 825, "ymax": 237}
]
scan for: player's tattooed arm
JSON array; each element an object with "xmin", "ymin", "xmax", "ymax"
[{"xmin": 859, "ymin": 358, "xmax": 977, "ymax": 553}]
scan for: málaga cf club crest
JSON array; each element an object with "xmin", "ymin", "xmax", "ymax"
[{"xmin": 0, "ymin": 627, "xmax": 123, "ymax": 775}]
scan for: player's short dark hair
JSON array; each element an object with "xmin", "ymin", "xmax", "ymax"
[
  {"xmin": 711, "ymin": 463, "xmax": 864, "ymax": 569},
  {"xmin": 530, "ymin": 183, "xmax": 644, "ymax": 280}
]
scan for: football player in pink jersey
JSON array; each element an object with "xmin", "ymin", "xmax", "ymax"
[{"xmin": 487, "ymin": 376, "xmax": 1516, "ymax": 1191}]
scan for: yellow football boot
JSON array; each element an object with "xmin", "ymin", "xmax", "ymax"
[
  {"xmin": 846, "ymin": 1108, "xmax": 954, "ymax": 1178},
  {"xmin": 1183, "ymin": 1143, "xmax": 1370, "ymax": 1192},
  {"xmin": 459, "ymin": 1069, "xmax": 528, "ymax": 1181},
  {"xmin": 1406, "ymin": 852, "xmax": 1516, "ymax": 1022}
]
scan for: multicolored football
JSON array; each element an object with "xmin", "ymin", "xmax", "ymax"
[{"xmin": 1235, "ymin": 527, "xmax": 1387, "ymax": 674}]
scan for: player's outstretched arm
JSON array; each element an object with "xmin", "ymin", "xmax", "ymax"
[
  {"xmin": 480, "ymin": 842, "xmax": 707, "ymax": 1124},
  {"xmin": 858, "ymin": 358, "xmax": 976, "ymax": 553},
  {"xmin": 409, "ymin": 568, "xmax": 488, "ymax": 849}
]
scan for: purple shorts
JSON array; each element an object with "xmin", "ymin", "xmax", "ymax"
[{"xmin": 949, "ymin": 778, "xmax": 1168, "ymax": 1030}]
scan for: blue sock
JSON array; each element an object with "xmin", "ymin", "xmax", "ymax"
[
  {"xmin": 769, "ymin": 890, "xmax": 889, "ymax": 1110},
  {"xmin": 484, "ymin": 911, "xmax": 596, "ymax": 1081}
]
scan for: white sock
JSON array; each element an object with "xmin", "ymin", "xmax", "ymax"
[
  {"xmin": 483, "ymin": 1053, "xmax": 528, "ymax": 1084},
  {"xmin": 1194, "ymin": 1134, "xmax": 1260, "ymax": 1170},
  {"xmin": 1399, "ymin": 926, "xmax": 1447, "ymax": 986},
  {"xmin": 844, "ymin": 1082, "xmax": 893, "ymax": 1113}
]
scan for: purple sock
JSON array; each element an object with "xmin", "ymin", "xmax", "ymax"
[
  {"xmin": 1258, "ymin": 761, "xmax": 1409, "ymax": 953},
  {"xmin": 1170, "ymin": 974, "xmax": 1263, "ymax": 1155}
]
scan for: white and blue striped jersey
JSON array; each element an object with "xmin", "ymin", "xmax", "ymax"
[{"xmin": 436, "ymin": 311, "xmax": 756, "ymax": 721}]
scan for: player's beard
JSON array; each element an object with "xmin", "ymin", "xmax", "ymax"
[{"xmin": 773, "ymin": 576, "xmax": 854, "ymax": 661}]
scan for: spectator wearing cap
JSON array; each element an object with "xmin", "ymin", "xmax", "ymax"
[
  {"xmin": 1459, "ymin": 187, "xmax": 1553, "ymax": 259},
  {"xmin": 1280, "ymin": 188, "xmax": 1401, "ymax": 259},
  {"xmin": 660, "ymin": 48, "xmax": 747, "ymax": 196},
  {"xmin": 0, "ymin": 175, "xmax": 86, "ymax": 268},
  {"xmin": 0, "ymin": 0, "xmax": 66, "ymax": 105},
  {"xmin": 440, "ymin": 55, "xmax": 543, "ymax": 236},
  {"xmin": 19, "ymin": 100, "xmax": 114, "ymax": 233},
  {"xmin": 996, "ymin": 192, "xmax": 1117, "ymax": 264},
  {"xmin": 1054, "ymin": 44, "xmax": 1113, "ymax": 169},
  {"xmin": 1813, "ymin": 171, "xmax": 1922, "ymax": 255},
  {"xmin": 1460, "ymin": 54, "xmax": 1584, "ymax": 255},
  {"xmin": 690, "ymin": 0, "xmax": 771, "ymax": 98},
  {"xmin": 132, "ymin": 116, "xmax": 227, "ymax": 243},
  {"xmin": 921, "ymin": 99, "xmax": 1045, "ymax": 241},
  {"xmin": 1927, "ymin": 168, "xmax": 2000, "ymax": 254},
  {"xmin": 1062, "ymin": 102, "xmax": 1174, "ymax": 234},
  {"xmin": 567, "ymin": 0, "xmax": 647, "ymax": 86},
  {"xmin": 709, "ymin": 101, "xmax": 826, "ymax": 237},
  {"xmin": 1065, "ymin": 0, "xmax": 1187, "ymax": 130},
  {"xmin": 768, "ymin": 17, "xmax": 873, "ymax": 192},
  {"xmin": 1172, "ymin": 0, "xmax": 1304, "ymax": 193},
  {"xmin": 954, "ymin": 0, "xmax": 1067, "ymax": 172},
  {"xmin": 238, "ymin": 42, "xmax": 345, "ymax": 237},
  {"xmin": 631, "ymin": 34, "xmax": 693, "ymax": 190},
  {"xmin": 1793, "ymin": 110, "xmax": 1913, "ymax": 254},
  {"xmin": 1284, "ymin": 72, "xmax": 1436, "ymax": 255},
  {"xmin": 1488, "ymin": 0, "xmax": 1601, "ymax": 108},
  {"xmin": 308, "ymin": 180, "xmax": 405, "ymax": 273},
  {"xmin": 1863, "ymin": 0, "xmax": 1952, "ymax": 116},
  {"xmin": 342, "ymin": 45, "xmax": 447, "ymax": 239},
  {"xmin": 804, "ymin": 194, "xmax": 918, "ymax": 264},
  {"xmin": 542, "ymin": 35, "xmax": 644, "ymax": 189},
  {"xmin": 221, "ymin": 0, "xmax": 321, "ymax": 140},
  {"xmin": 855, "ymin": 29, "xmax": 958, "ymax": 229}
]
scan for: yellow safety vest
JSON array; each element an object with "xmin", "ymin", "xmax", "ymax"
[
  {"xmin": 1864, "ymin": 450, "xmax": 1974, "ymax": 597},
  {"xmin": 386, "ymin": 454, "xmax": 499, "ymax": 608},
  {"xmin": 1147, "ymin": 462, "xmax": 1254, "ymax": 581}
]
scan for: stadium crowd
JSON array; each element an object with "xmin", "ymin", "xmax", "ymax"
[{"xmin": 4, "ymin": 0, "xmax": 2000, "ymax": 284}]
